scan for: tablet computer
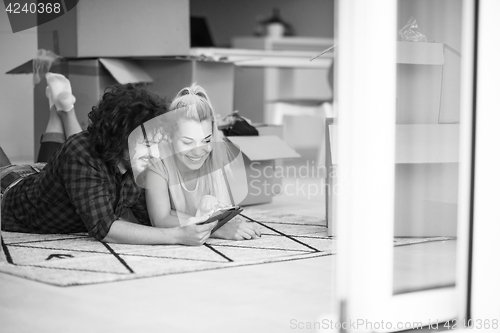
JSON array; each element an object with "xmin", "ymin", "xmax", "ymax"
[{"xmin": 197, "ymin": 205, "xmax": 243, "ymax": 233}]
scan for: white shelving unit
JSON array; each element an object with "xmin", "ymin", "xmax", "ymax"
[{"xmin": 230, "ymin": 37, "xmax": 334, "ymax": 124}]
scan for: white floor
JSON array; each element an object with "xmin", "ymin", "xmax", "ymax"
[
  {"xmin": 0, "ymin": 174, "xmax": 335, "ymax": 333},
  {"xmin": 0, "ymin": 256, "xmax": 334, "ymax": 333},
  {"xmin": 0, "ymin": 158, "xmax": 457, "ymax": 332}
]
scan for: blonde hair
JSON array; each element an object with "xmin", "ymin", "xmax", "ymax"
[{"xmin": 167, "ymin": 83, "xmax": 233, "ymax": 199}]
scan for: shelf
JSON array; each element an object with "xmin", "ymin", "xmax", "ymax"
[
  {"xmin": 232, "ymin": 36, "xmax": 333, "ymax": 53},
  {"xmin": 191, "ymin": 41, "xmax": 444, "ymax": 68},
  {"xmin": 189, "ymin": 47, "xmax": 332, "ymax": 69}
]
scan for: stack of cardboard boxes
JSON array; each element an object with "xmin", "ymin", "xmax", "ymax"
[{"xmin": 7, "ymin": 0, "xmax": 298, "ymax": 206}]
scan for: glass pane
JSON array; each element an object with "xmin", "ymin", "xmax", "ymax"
[{"xmin": 393, "ymin": 0, "xmax": 462, "ymax": 294}]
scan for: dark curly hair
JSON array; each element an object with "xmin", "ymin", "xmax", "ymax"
[{"xmin": 87, "ymin": 84, "xmax": 167, "ymax": 166}]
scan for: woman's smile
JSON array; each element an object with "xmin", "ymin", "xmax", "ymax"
[{"xmin": 185, "ymin": 153, "xmax": 205, "ymax": 163}]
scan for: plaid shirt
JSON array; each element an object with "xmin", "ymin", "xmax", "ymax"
[{"xmin": 1, "ymin": 131, "xmax": 151, "ymax": 240}]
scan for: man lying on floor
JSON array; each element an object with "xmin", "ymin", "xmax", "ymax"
[{"xmin": 1, "ymin": 74, "xmax": 259, "ymax": 245}]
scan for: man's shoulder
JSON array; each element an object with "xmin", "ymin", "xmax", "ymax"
[
  {"xmin": 56, "ymin": 131, "xmax": 99, "ymax": 165},
  {"xmin": 65, "ymin": 131, "xmax": 90, "ymax": 147},
  {"xmin": 59, "ymin": 131, "xmax": 91, "ymax": 156}
]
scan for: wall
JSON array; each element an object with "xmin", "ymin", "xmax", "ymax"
[
  {"xmin": 190, "ymin": 0, "xmax": 334, "ymax": 47},
  {"xmin": 0, "ymin": 8, "xmax": 37, "ymax": 163}
]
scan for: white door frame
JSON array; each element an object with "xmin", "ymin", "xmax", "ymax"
[
  {"xmin": 468, "ymin": 0, "xmax": 500, "ymax": 326},
  {"xmin": 334, "ymin": 0, "xmax": 476, "ymax": 331}
]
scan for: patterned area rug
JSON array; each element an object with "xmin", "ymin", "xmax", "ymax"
[{"xmin": 0, "ymin": 209, "xmax": 454, "ymax": 287}]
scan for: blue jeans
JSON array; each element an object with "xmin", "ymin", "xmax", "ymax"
[{"xmin": 1, "ymin": 132, "xmax": 63, "ymax": 202}]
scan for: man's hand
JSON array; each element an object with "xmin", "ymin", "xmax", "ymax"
[{"xmin": 211, "ymin": 220, "xmax": 261, "ymax": 241}]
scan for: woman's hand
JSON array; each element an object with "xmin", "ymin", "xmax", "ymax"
[
  {"xmin": 211, "ymin": 220, "xmax": 261, "ymax": 241},
  {"xmin": 174, "ymin": 217, "xmax": 217, "ymax": 246},
  {"xmin": 196, "ymin": 195, "xmax": 225, "ymax": 217}
]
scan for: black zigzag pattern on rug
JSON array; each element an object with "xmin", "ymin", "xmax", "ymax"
[{"xmin": 0, "ymin": 212, "xmax": 454, "ymax": 287}]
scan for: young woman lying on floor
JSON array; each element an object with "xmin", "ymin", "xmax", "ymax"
[{"xmin": 134, "ymin": 84, "xmax": 261, "ymax": 241}]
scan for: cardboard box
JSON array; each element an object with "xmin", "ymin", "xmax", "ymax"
[
  {"xmin": 8, "ymin": 56, "xmax": 236, "ymax": 154},
  {"xmin": 396, "ymin": 42, "xmax": 445, "ymax": 124},
  {"xmin": 254, "ymin": 124, "xmax": 284, "ymax": 138},
  {"xmin": 8, "ymin": 58, "xmax": 153, "ymax": 155},
  {"xmin": 325, "ymin": 118, "xmax": 335, "ymax": 237},
  {"xmin": 138, "ymin": 59, "xmax": 235, "ymax": 117},
  {"xmin": 227, "ymin": 135, "xmax": 299, "ymax": 206},
  {"xmin": 38, "ymin": 0, "xmax": 189, "ymax": 57},
  {"xmin": 253, "ymin": 124, "xmax": 285, "ymax": 195}
]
